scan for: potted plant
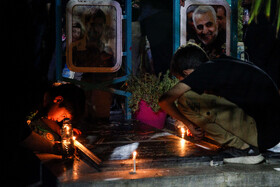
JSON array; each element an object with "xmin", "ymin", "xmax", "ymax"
[{"xmin": 125, "ymin": 71, "xmax": 178, "ymax": 129}]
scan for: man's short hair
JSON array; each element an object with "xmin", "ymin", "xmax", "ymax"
[
  {"xmin": 170, "ymin": 43, "xmax": 209, "ymax": 78},
  {"xmin": 192, "ymin": 6, "xmax": 217, "ymax": 29}
]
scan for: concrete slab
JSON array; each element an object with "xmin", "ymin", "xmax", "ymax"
[
  {"xmin": 37, "ymin": 119, "xmax": 280, "ymax": 186},
  {"xmin": 38, "ymin": 153, "xmax": 280, "ymax": 186}
]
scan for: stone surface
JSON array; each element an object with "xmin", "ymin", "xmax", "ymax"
[{"xmin": 37, "ymin": 119, "xmax": 280, "ymax": 186}]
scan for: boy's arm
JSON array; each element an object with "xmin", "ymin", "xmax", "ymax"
[{"xmin": 159, "ymin": 82, "xmax": 204, "ymax": 138}]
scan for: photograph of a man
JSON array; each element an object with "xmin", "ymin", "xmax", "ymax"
[
  {"xmin": 191, "ymin": 5, "xmax": 226, "ymax": 59},
  {"xmin": 72, "ymin": 7, "xmax": 115, "ymax": 68},
  {"xmin": 193, "ymin": 6, "xmax": 218, "ymax": 45}
]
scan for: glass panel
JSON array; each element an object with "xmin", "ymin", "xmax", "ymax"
[
  {"xmin": 186, "ymin": 5, "xmax": 227, "ymax": 59},
  {"xmin": 71, "ymin": 5, "xmax": 117, "ymax": 67},
  {"xmin": 180, "ymin": 0, "xmax": 230, "ymax": 59}
]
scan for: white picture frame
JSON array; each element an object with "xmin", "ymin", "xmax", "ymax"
[
  {"xmin": 180, "ymin": 0, "xmax": 231, "ymax": 57},
  {"xmin": 66, "ymin": 0, "xmax": 122, "ymax": 73}
]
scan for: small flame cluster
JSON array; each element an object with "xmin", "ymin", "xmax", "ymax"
[
  {"xmin": 175, "ymin": 120, "xmax": 192, "ymax": 138},
  {"xmin": 186, "ymin": 127, "xmax": 192, "ymax": 136},
  {"xmin": 180, "ymin": 126, "xmax": 192, "ymax": 138},
  {"xmin": 133, "ymin": 151, "xmax": 137, "ymax": 159}
]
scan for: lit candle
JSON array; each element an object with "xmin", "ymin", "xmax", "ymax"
[
  {"xmin": 133, "ymin": 151, "xmax": 137, "ymax": 172},
  {"xmin": 181, "ymin": 127, "xmax": 185, "ymax": 139},
  {"xmin": 66, "ymin": 125, "xmax": 70, "ymax": 134}
]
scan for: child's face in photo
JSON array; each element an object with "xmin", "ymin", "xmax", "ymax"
[
  {"xmin": 72, "ymin": 27, "xmax": 81, "ymax": 42},
  {"xmin": 47, "ymin": 104, "xmax": 72, "ymax": 122}
]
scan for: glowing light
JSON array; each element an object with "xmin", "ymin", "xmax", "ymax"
[
  {"xmin": 73, "ymin": 139, "xmax": 101, "ymax": 164},
  {"xmin": 73, "ymin": 136, "xmax": 76, "ymax": 141},
  {"xmin": 181, "ymin": 127, "xmax": 185, "ymax": 134},
  {"xmin": 133, "ymin": 151, "xmax": 137, "ymax": 159},
  {"xmin": 186, "ymin": 128, "xmax": 192, "ymax": 136},
  {"xmin": 180, "ymin": 138, "xmax": 185, "ymax": 147},
  {"xmin": 181, "ymin": 127, "xmax": 185, "ymax": 139},
  {"xmin": 132, "ymin": 151, "xmax": 137, "ymax": 173},
  {"xmin": 179, "ymin": 138, "xmax": 187, "ymax": 157}
]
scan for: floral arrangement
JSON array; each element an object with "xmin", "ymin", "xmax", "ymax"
[{"xmin": 125, "ymin": 71, "xmax": 178, "ymax": 113}]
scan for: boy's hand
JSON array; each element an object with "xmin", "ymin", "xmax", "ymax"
[
  {"xmin": 175, "ymin": 120, "xmax": 204, "ymax": 140},
  {"xmin": 184, "ymin": 122, "xmax": 204, "ymax": 140}
]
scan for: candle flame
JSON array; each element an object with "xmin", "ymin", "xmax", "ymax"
[
  {"xmin": 133, "ymin": 151, "xmax": 137, "ymax": 159},
  {"xmin": 181, "ymin": 127, "xmax": 185, "ymax": 138},
  {"xmin": 181, "ymin": 127, "xmax": 185, "ymax": 134},
  {"xmin": 186, "ymin": 128, "xmax": 192, "ymax": 136}
]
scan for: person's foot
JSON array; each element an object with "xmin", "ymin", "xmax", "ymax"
[{"xmin": 222, "ymin": 146, "xmax": 264, "ymax": 164}]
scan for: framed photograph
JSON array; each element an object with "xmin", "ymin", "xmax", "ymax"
[
  {"xmin": 180, "ymin": 0, "xmax": 230, "ymax": 59},
  {"xmin": 66, "ymin": 0, "xmax": 122, "ymax": 72}
]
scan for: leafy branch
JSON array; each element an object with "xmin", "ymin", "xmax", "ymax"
[
  {"xmin": 249, "ymin": 0, "xmax": 280, "ymax": 37},
  {"xmin": 125, "ymin": 71, "xmax": 178, "ymax": 113}
]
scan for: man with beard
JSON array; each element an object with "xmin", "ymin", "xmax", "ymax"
[{"xmin": 192, "ymin": 6, "xmax": 226, "ymax": 59}]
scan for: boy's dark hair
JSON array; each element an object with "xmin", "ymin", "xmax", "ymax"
[
  {"xmin": 171, "ymin": 43, "xmax": 209, "ymax": 77},
  {"xmin": 44, "ymin": 84, "xmax": 86, "ymax": 122}
]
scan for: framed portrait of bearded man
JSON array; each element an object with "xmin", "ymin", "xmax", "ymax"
[{"xmin": 180, "ymin": 0, "xmax": 231, "ymax": 59}]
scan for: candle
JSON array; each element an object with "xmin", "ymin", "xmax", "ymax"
[
  {"xmin": 61, "ymin": 119, "xmax": 74, "ymax": 160},
  {"xmin": 133, "ymin": 151, "xmax": 137, "ymax": 173},
  {"xmin": 66, "ymin": 125, "xmax": 70, "ymax": 135},
  {"xmin": 181, "ymin": 127, "xmax": 185, "ymax": 139}
]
